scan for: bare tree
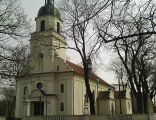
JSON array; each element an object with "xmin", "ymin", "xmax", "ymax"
[
  {"xmin": 0, "ymin": 44, "xmax": 29, "ymax": 119},
  {"xmin": 0, "ymin": 0, "xmax": 31, "ymax": 40},
  {"xmin": 59, "ymin": 0, "xmax": 131, "ymax": 114},
  {"xmin": 97, "ymin": 0, "xmax": 156, "ymax": 43},
  {"xmin": 0, "ymin": 0, "xmax": 30, "ymax": 82},
  {"xmin": 0, "ymin": 45, "xmax": 29, "ymax": 86},
  {"xmin": 97, "ymin": 0, "xmax": 156, "ymax": 113},
  {"xmin": 0, "ymin": 87, "xmax": 16, "ymax": 119},
  {"xmin": 109, "ymin": 60, "xmax": 126, "ymax": 86},
  {"xmin": 115, "ymin": 37, "xmax": 156, "ymax": 113},
  {"xmin": 0, "ymin": 0, "xmax": 30, "ymax": 117}
]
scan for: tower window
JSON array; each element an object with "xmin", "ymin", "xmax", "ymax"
[
  {"xmin": 23, "ymin": 87, "xmax": 28, "ymax": 95},
  {"xmin": 41, "ymin": 20, "xmax": 45, "ymax": 31},
  {"xmin": 57, "ymin": 22, "xmax": 60, "ymax": 33},
  {"xmin": 38, "ymin": 53, "xmax": 43, "ymax": 71},
  {"xmin": 60, "ymin": 84, "xmax": 64, "ymax": 93},
  {"xmin": 60, "ymin": 102, "xmax": 64, "ymax": 111},
  {"xmin": 57, "ymin": 65, "xmax": 59, "ymax": 71},
  {"xmin": 38, "ymin": 53, "xmax": 43, "ymax": 59}
]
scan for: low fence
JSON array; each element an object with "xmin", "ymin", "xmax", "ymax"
[
  {"xmin": 0, "ymin": 117, "xmax": 5, "ymax": 120},
  {"xmin": 22, "ymin": 114, "xmax": 156, "ymax": 120},
  {"xmin": 107, "ymin": 114, "xmax": 132, "ymax": 120}
]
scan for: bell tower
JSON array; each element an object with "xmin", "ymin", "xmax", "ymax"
[{"xmin": 29, "ymin": 0, "xmax": 66, "ymax": 73}]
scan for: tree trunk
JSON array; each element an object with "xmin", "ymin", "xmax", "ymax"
[
  {"xmin": 136, "ymin": 94, "xmax": 144, "ymax": 113},
  {"xmin": 143, "ymin": 94, "xmax": 148, "ymax": 113},
  {"xmin": 83, "ymin": 62, "xmax": 95, "ymax": 114}
]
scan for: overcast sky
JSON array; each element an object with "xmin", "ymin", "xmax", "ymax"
[
  {"xmin": 20, "ymin": 0, "xmax": 116, "ymax": 84},
  {"xmin": 21, "ymin": 0, "xmax": 44, "ymax": 20}
]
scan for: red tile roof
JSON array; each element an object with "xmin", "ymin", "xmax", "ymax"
[
  {"xmin": 66, "ymin": 61, "xmax": 113, "ymax": 88},
  {"xmin": 114, "ymin": 91, "xmax": 126, "ymax": 99},
  {"xmin": 97, "ymin": 91, "xmax": 110, "ymax": 100}
]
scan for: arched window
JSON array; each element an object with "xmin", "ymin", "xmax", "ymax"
[
  {"xmin": 57, "ymin": 22, "xmax": 60, "ymax": 33},
  {"xmin": 60, "ymin": 84, "xmax": 64, "ymax": 93},
  {"xmin": 84, "ymin": 94, "xmax": 89, "ymax": 103},
  {"xmin": 92, "ymin": 90, "xmax": 95, "ymax": 103},
  {"xmin": 111, "ymin": 103, "xmax": 115, "ymax": 115},
  {"xmin": 38, "ymin": 53, "xmax": 43, "ymax": 71},
  {"xmin": 57, "ymin": 65, "xmax": 59, "ymax": 71},
  {"xmin": 38, "ymin": 53, "xmax": 43, "ymax": 59},
  {"xmin": 128, "ymin": 102, "xmax": 131, "ymax": 109},
  {"xmin": 24, "ymin": 87, "xmax": 28, "ymax": 95},
  {"xmin": 60, "ymin": 102, "xmax": 64, "ymax": 111},
  {"xmin": 41, "ymin": 20, "xmax": 45, "ymax": 31}
]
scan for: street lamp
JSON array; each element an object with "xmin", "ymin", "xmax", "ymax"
[
  {"xmin": 87, "ymin": 57, "xmax": 92, "ymax": 72},
  {"xmin": 141, "ymin": 82, "xmax": 144, "ymax": 113},
  {"xmin": 97, "ymin": 79, "xmax": 100, "ymax": 96}
]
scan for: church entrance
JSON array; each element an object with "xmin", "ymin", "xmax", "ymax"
[{"xmin": 31, "ymin": 101, "xmax": 44, "ymax": 116}]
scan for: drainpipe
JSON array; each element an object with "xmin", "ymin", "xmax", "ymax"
[
  {"xmin": 72, "ymin": 72, "xmax": 74, "ymax": 115},
  {"xmin": 46, "ymin": 96, "xmax": 47, "ymax": 120},
  {"xmin": 97, "ymin": 79, "xmax": 100, "ymax": 115},
  {"xmin": 119, "ymin": 79, "xmax": 122, "ymax": 114}
]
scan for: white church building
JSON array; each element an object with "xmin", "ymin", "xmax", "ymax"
[{"xmin": 15, "ymin": 0, "xmax": 132, "ymax": 119}]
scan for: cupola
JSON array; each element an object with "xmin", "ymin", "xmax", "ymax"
[
  {"xmin": 35, "ymin": 0, "xmax": 62, "ymax": 32},
  {"xmin": 38, "ymin": 0, "xmax": 61, "ymax": 20}
]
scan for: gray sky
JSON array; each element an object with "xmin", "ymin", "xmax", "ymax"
[
  {"xmin": 20, "ymin": 0, "xmax": 116, "ymax": 84},
  {"xmin": 21, "ymin": 0, "xmax": 44, "ymax": 21}
]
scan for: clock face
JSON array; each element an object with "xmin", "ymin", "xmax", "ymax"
[{"xmin": 36, "ymin": 82, "xmax": 43, "ymax": 89}]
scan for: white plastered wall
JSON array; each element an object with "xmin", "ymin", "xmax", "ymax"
[{"xmin": 73, "ymin": 75, "xmax": 111, "ymax": 115}]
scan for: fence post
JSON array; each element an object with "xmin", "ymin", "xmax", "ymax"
[
  {"xmin": 148, "ymin": 113, "xmax": 154, "ymax": 120},
  {"xmin": 83, "ymin": 115, "xmax": 89, "ymax": 120}
]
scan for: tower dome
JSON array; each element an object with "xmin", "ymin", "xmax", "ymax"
[{"xmin": 37, "ymin": 0, "xmax": 61, "ymax": 20}]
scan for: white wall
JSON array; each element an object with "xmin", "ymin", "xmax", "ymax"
[
  {"xmin": 56, "ymin": 72, "xmax": 74, "ymax": 115},
  {"xmin": 73, "ymin": 75, "xmax": 111, "ymax": 115}
]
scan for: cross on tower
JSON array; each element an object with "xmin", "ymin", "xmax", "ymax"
[{"xmin": 45, "ymin": 0, "xmax": 54, "ymax": 5}]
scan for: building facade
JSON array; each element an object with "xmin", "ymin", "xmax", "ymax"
[
  {"xmin": 114, "ymin": 85, "xmax": 132, "ymax": 114},
  {"xmin": 15, "ymin": 0, "xmax": 114, "ymax": 118}
]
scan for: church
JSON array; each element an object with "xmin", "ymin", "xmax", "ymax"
[{"xmin": 15, "ymin": 0, "xmax": 132, "ymax": 119}]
